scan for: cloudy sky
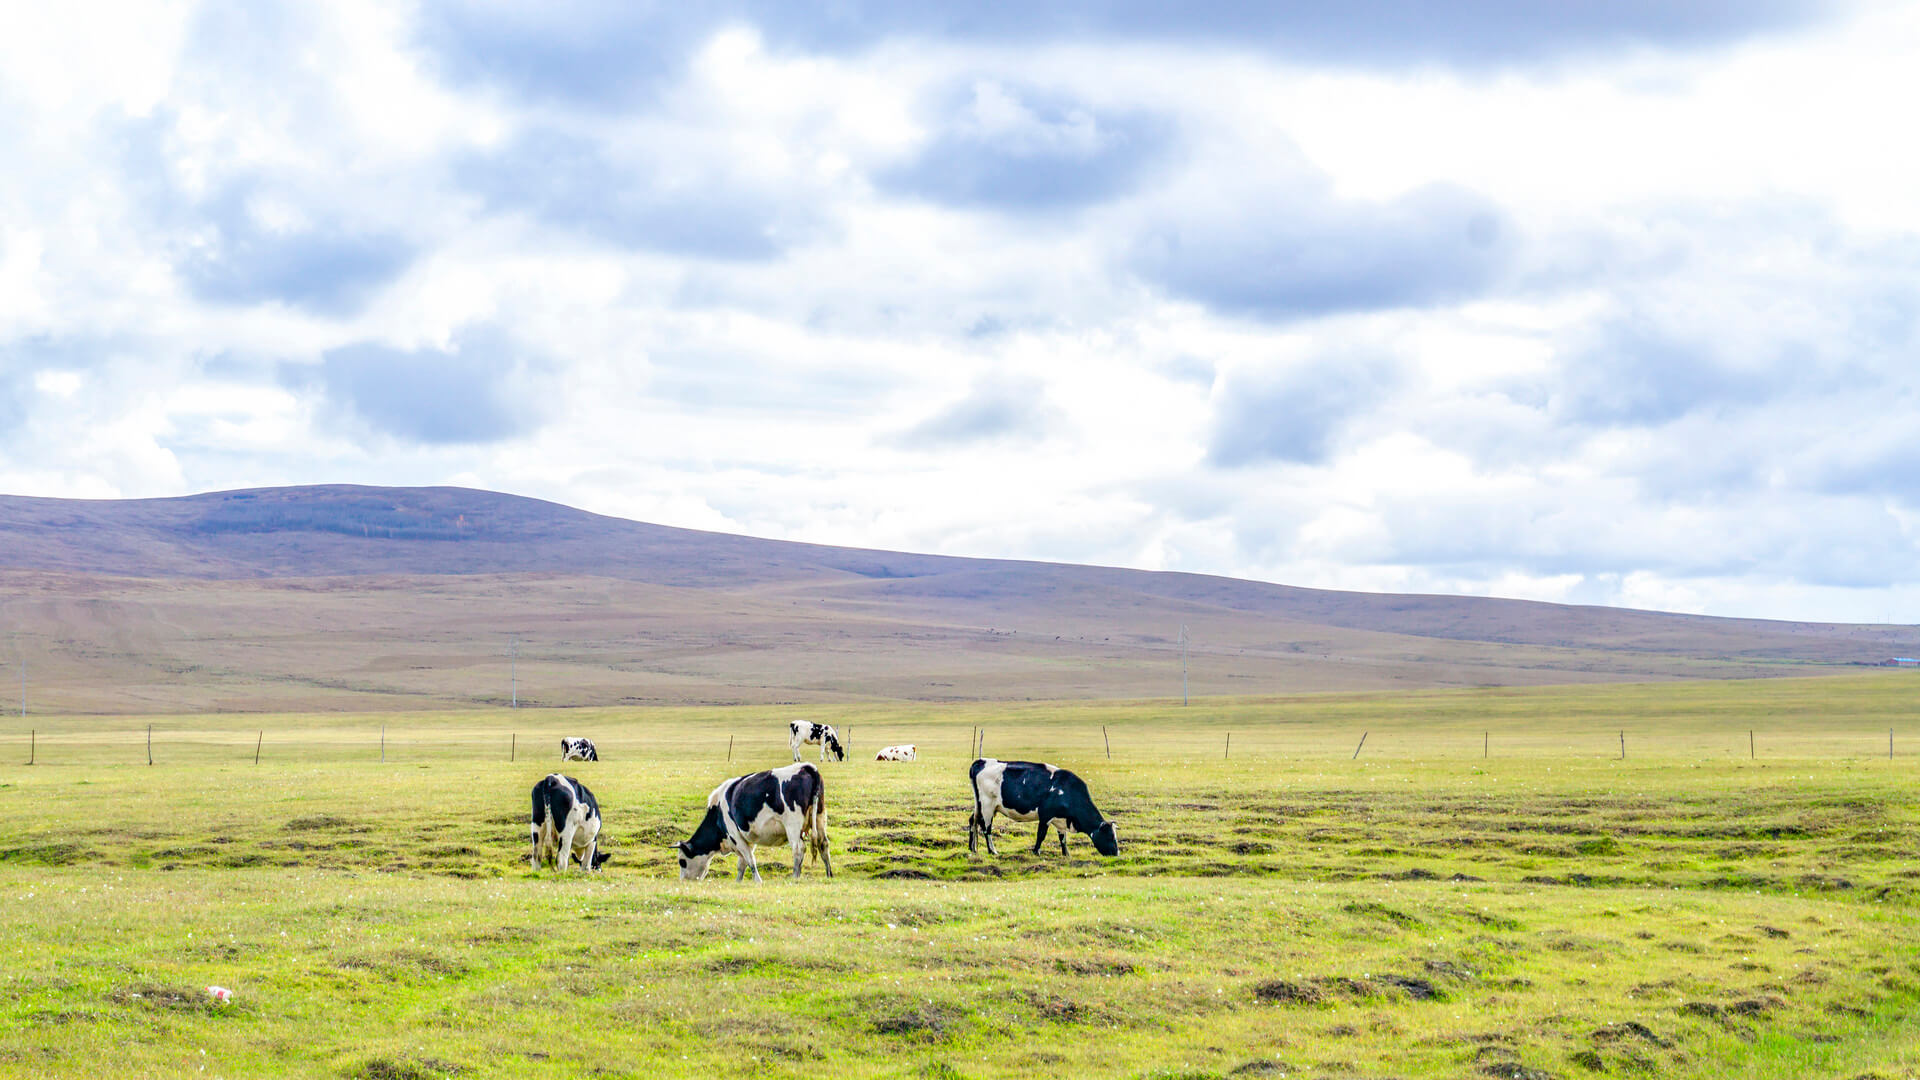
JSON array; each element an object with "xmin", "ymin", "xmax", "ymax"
[{"xmin": 3, "ymin": 1, "xmax": 1919, "ymax": 621}]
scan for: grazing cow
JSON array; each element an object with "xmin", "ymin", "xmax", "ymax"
[
  {"xmin": 967, "ymin": 758, "xmax": 1119, "ymax": 858},
  {"xmin": 559, "ymin": 737, "xmax": 599, "ymax": 762},
  {"xmin": 788, "ymin": 720, "xmax": 846, "ymax": 763},
  {"xmin": 529, "ymin": 773, "xmax": 610, "ymax": 872},
  {"xmin": 677, "ymin": 762, "xmax": 832, "ymax": 882},
  {"xmin": 874, "ymin": 744, "xmax": 916, "ymax": 762}
]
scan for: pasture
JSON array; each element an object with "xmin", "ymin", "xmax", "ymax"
[{"xmin": 2, "ymin": 674, "xmax": 1918, "ymax": 1078}]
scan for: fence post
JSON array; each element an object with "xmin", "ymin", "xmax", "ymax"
[
  {"xmin": 511, "ymin": 733, "xmax": 516, "ymax": 762},
  {"xmin": 147, "ymin": 724, "xmax": 153, "ymax": 766},
  {"xmin": 1484, "ymin": 731, "xmax": 1488, "ymax": 759},
  {"xmin": 1749, "ymin": 730, "xmax": 1754, "ymax": 759},
  {"xmin": 1103, "ymin": 725, "xmax": 1111, "ymax": 760},
  {"xmin": 727, "ymin": 735, "xmax": 734, "ymax": 762},
  {"xmin": 27, "ymin": 729, "xmax": 32, "ymax": 766},
  {"xmin": 254, "ymin": 731, "xmax": 263, "ymax": 766},
  {"xmin": 1224, "ymin": 732, "xmax": 1231, "ymax": 760},
  {"xmin": 1352, "ymin": 732, "xmax": 1368, "ymax": 760},
  {"xmin": 1619, "ymin": 730, "xmax": 1625, "ymax": 760}
]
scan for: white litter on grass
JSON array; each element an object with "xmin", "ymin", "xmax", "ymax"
[{"xmin": 207, "ymin": 986, "xmax": 232, "ymax": 1004}]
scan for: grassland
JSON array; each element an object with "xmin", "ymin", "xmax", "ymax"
[{"xmin": 3, "ymin": 674, "xmax": 1919, "ymax": 1078}]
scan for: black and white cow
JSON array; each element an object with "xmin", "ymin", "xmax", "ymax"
[
  {"xmin": 530, "ymin": 773, "xmax": 610, "ymax": 872},
  {"xmin": 559, "ymin": 737, "xmax": 599, "ymax": 762},
  {"xmin": 967, "ymin": 758, "xmax": 1119, "ymax": 858},
  {"xmin": 788, "ymin": 720, "xmax": 846, "ymax": 763},
  {"xmin": 676, "ymin": 762, "xmax": 832, "ymax": 882}
]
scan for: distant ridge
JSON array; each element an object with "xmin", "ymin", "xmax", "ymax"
[{"xmin": 2, "ymin": 484, "xmax": 1916, "ymax": 712}]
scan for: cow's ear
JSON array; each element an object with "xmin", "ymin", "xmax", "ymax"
[{"xmin": 675, "ymin": 841, "xmax": 690, "ymax": 855}]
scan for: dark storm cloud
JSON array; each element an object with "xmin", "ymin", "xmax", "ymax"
[
  {"xmin": 1133, "ymin": 183, "xmax": 1513, "ymax": 322},
  {"xmin": 412, "ymin": 1, "xmax": 1836, "ymax": 108},
  {"xmin": 1208, "ymin": 356, "xmax": 1400, "ymax": 466},
  {"xmin": 457, "ymin": 129, "xmax": 812, "ymax": 259},
  {"xmin": 312, "ymin": 330, "xmax": 541, "ymax": 445},
  {"xmin": 881, "ymin": 84, "xmax": 1175, "ymax": 212},
  {"xmin": 1549, "ymin": 321, "xmax": 1773, "ymax": 426},
  {"xmin": 892, "ymin": 375, "xmax": 1060, "ymax": 448},
  {"xmin": 180, "ymin": 189, "xmax": 414, "ymax": 315}
]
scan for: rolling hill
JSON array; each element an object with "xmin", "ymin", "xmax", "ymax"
[{"xmin": 1, "ymin": 484, "xmax": 1913, "ymax": 713}]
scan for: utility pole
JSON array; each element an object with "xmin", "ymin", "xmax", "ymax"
[{"xmin": 1179, "ymin": 624, "xmax": 1189, "ymax": 706}]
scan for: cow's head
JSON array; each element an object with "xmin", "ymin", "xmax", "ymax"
[
  {"xmin": 590, "ymin": 849, "xmax": 612, "ymax": 870},
  {"xmin": 824, "ymin": 731, "xmax": 846, "ymax": 761},
  {"xmin": 1091, "ymin": 820, "xmax": 1119, "ymax": 857},
  {"xmin": 677, "ymin": 840, "xmax": 727, "ymax": 880}
]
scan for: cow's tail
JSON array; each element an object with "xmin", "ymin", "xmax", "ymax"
[
  {"xmin": 808, "ymin": 766, "xmax": 832, "ymax": 877},
  {"xmin": 967, "ymin": 758, "xmax": 987, "ymax": 853}
]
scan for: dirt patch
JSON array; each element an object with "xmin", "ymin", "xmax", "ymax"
[
  {"xmin": 284, "ymin": 815, "xmax": 363, "ymax": 832},
  {"xmin": 869, "ymin": 1002, "xmax": 964, "ymax": 1040},
  {"xmin": 1342, "ymin": 901, "xmax": 1423, "ymax": 928},
  {"xmin": 1379, "ymin": 975, "xmax": 1443, "ymax": 1000},
  {"xmin": 1568, "ymin": 1050, "xmax": 1605, "ymax": 1071},
  {"xmin": 1253, "ymin": 980, "xmax": 1324, "ymax": 1005},
  {"xmin": 1592, "ymin": 1021, "xmax": 1670, "ymax": 1047},
  {"xmin": 107, "ymin": 985, "xmax": 215, "ymax": 1011},
  {"xmin": 1757, "ymin": 925, "xmax": 1791, "ymax": 939},
  {"xmin": 1228, "ymin": 1061, "xmax": 1296, "ymax": 1075},
  {"xmin": 0, "ymin": 842, "xmax": 90, "ymax": 866},
  {"xmin": 1054, "ymin": 957, "xmax": 1136, "ymax": 977},
  {"xmin": 353, "ymin": 1057, "xmax": 466, "ymax": 1079},
  {"xmin": 874, "ymin": 868, "xmax": 935, "ymax": 880}
]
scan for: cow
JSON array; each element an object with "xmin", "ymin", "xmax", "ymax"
[
  {"xmin": 559, "ymin": 737, "xmax": 599, "ymax": 762},
  {"xmin": 788, "ymin": 720, "xmax": 846, "ymax": 763},
  {"xmin": 874, "ymin": 744, "xmax": 917, "ymax": 762},
  {"xmin": 529, "ymin": 773, "xmax": 610, "ymax": 872},
  {"xmin": 676, "ymin": 762, "xmax": 832, "ymax": 882},
  {"xmin": 967, "ymin": 758, "xmax": 1119, "ymax": 858}
]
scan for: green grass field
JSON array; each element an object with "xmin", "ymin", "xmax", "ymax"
[{"xmin": 3, "ymin": 674, "xmax": 1918, "ymax": 1078}]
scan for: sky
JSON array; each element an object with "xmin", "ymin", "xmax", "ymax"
[{"xmin": 2, "ymin": 1, "xmax": 1919, "ymax": 622}]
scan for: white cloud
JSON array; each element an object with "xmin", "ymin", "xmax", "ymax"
[{"xmin": 2, "ymin": 0, "xmax": 1918, "ymax": 623}]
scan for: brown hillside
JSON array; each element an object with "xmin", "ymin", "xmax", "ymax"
[{"xmin": 0, "ymin": 485, "xmax": 1913, "ymax": 713}]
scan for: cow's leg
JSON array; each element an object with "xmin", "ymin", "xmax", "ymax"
[
  {"xmin": 529, "ymin": 822, "xmax": 540, "ymax": 870},
  {"xmin": 581, "ymin": 833, "xmax": 598, "ymax": 873},
  {"xmin": 1058, "ymin": 825, "xmax": 1069, "ymax": 856},
  {"xmin": 967, "ymin": 811, "xmax": 977, "ymax": 854},
  {"xmin": 557, "ymin": 824, "xmax": 577, "ymax": 872},
  {"xmin": 791, "ymin": 828, "xmax": 805, "ymax": 878},
  {"xmin": 984, "ymin": 809, "xmax": 999, "ymax": 856},
  {"xmin": 1033, "ymin": 818, "xmax": 1051, "ymax": 855}
]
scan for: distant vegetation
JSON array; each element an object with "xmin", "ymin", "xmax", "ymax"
[{"xmin": 189, "ymin": 493, "xmax": 485, "ymax": 542}]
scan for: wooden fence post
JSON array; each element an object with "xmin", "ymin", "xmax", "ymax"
[
  {"xmin": 27, "ymin": 729, "xmax": 32, "ymax": 766},
  {"xmin": 728, "ymin": 735, "xmax": 734, "ymax": 762},
  {"xmin": 147, "ymin": 724, "xmax": 153, "ymax": 766},
  {"xmin": 1103, "ymin": 725, "xmax": 1111, "ymax": 760},
  {"xmin": 1619, "ymin": 730, "xmax": 1625, "ymax": 760},
  {"xmin": 1224, "ymin": 732, "xmax": 1231, "ymax": 760},
  {"xmin": 254, "ymin": 731, "xmax": 263, "ymax": 766},
  {"xmin": 1484, "ymin": 731, "xmax": 1488, "ymax": 759},
  {"xmin": 1352, "ymin": 732, "xmax": 1368, "ymax": 760},
  {"xmin": 511, "ymin": 733, "xmax": 516, "ymax": 762}
]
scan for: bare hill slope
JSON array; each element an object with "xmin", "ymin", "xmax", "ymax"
[{"xmin": 1, "ymin": 485, "xmax": 1913, "ymax": 713}]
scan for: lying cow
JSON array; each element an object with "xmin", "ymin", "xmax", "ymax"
[
  {"xmin": 788, "ymin": 720, "xmax": 846, "ymax": 763},
  {"xmin": 530, "ymin": 773, "xmax": 610, "ymax": 872},
  {"xmin": 677, "ymin": 762, "xmax": 832, "ymax": 882},
  {"xmin": 560, "ymin": 737, "xmax": 599, "ymax": 762},
  {"xmin": 967, "ymin": 758, "xmax": 1119, "ymax": 857},
  {"xmin": 874, "ymin": 744, "xmax": 916, "ymax": 762}
]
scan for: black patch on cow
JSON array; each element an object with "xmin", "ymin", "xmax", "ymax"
[
  {"xmin": 679, "ymin": 764, "xmax": 825, "ymax": 859},
  {"xmin": 972, "ymin": 759, "xmax": 1118, "ymax": 857}
]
